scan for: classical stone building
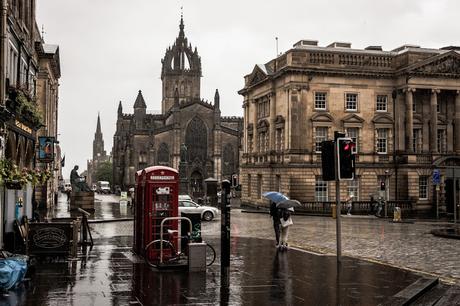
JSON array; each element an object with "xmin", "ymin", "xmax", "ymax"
[
  {"xmin": 87, "ymin": 114, "xmax": 109, "ymax": 187},
  {"xmin": 239, "ymin": 40, "xmax": 460, "ymax": 217},
  {"xmin": 112, "ymin": 17, "xmax": 242, "ymax": 198}
]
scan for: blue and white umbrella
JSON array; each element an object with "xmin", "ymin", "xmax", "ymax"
[{"xmin": 262, "ymin": 191, "xmax": 289, "ymax": 204}]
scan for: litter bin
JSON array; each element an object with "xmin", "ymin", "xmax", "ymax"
[
  {"xmin": 180, "ymin": 212, "xmax": 202, "ymax": 251},
  {"xmin": 332, "ymin": 204, "xmax": 337, "ymax": 219},
  {"xmin": 393, "ymin": 207, "xmax": 401, "ymax": 222}
]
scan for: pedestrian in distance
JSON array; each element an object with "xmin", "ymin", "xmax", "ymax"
[
  {"xmin": 269, "ymin": 201, "xmax": 281, "ymax": 247},
  {"xmin": 279, "ymin": 207, "xmax": 294, "ymax": 251},
  {"xmin": 346, "ymin": 195, "xmax": 354, "ymax": 215}
]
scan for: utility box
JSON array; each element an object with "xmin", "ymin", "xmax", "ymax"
[{"xmin": 188, "ymin": 242, "xmax": 207, "ymax": 272}]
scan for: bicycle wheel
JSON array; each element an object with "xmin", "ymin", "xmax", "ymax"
[
  {"xmin": 205, "ymin": 243, "xmax": 216, "ymax": 266},
  {"xmin": 144, "ymin": 239, "xmax": 176, "ymax": 267}
]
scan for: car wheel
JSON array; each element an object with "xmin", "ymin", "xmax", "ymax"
[{"xmin": 203, "ymin": 211, "xmax": 214, "ymax": 221}]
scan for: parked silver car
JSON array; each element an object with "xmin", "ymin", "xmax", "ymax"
[{"xmin": 179, "ymin": 199, "xmax": 219, "ymax": 221}]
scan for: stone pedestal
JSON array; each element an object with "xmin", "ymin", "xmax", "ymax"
[{"xmin": 179, "ymin": 161, "xmax": 188, "ymax": 195}]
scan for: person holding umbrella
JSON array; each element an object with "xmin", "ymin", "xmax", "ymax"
[
  {"xmin": 269, "ymin": 200, "xmax": 281, "ymax": 247},
  {"xmin": 263, "ymin": 192, "xmax": 289, "ymax": 248},
  {"xmin": 277, "ymin": 199, "xmax": 299, "ymax": 251}
]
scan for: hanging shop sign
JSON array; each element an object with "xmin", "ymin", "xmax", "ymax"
[{"xmin": 38, "ymin": 136, "xmax": 55, "ymax": 162}]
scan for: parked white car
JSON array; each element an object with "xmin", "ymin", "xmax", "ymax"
[{"xmin": 179, "ymin": 199, "xmax": 219, "ymax": 221}]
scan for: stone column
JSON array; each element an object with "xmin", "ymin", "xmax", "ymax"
[
  {"xmin": 252, "ymin": 99, "xmax": 258, "ymax": 153},
  {"xmin": 430, "ymin": 89, "xmax": 440, "ymax": 153},
  {"xmin": 456, "ymin": 91, "xmax": 460, "ymax": 153},
  {"xmin": 269, "ymin": 93, "xmax": 276, "ymax": 151},
  {"xmin": 243, "ymin": 101, "xmax": 248, "ymax": 153},
  {"xmin": 405, "ymin": 88, "xmax": 415, "ymax": 153}
]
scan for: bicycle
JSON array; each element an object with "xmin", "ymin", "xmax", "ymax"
[{"xmin": 144, "ymin": 237, "xmax": 216, "ymax": 268}]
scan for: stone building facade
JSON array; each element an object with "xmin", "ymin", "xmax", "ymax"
[
  {"xmin": 112, "ymin": 18, "xmax": 242, "ymax": 198},
  {"xmin": 239, "ymin": 40, "xmax": 460, "ymax": 217},
  {"xmin": 0, "ymin": 0, "xmax": 61, "ymax": 248}
]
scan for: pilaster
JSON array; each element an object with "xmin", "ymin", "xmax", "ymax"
[
  {"xmin": 456, "ymin": 90, "xmax": 460, "ymax": 153},
  {"xmin": 405, "ymin": 88, "xmax": 415, "ymax": 153},
  {"xmin": 430, "ymin": 89, "xmax": 440, "ymax": 153}
]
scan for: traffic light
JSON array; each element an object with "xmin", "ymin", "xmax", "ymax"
[
  {"xmin": 380, "ymin": 180, "xmax": 386, "ymax": 191},
  {"xmin": 321, "ymin": 140, "xmax": 335, "ymax": 181},
  {"xmin": 337, "ymin": 137, "xmax": 355, "ymax": 180}
]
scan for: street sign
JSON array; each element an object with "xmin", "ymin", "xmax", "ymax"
[{"xmin": 432, "ymin": 169, "xmax": 441, "ymax": 185}]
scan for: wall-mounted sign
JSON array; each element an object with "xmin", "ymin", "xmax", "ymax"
[
  {"xmin": 38, "ymin": 136, "xmax": 55, "ymax": 162},
  {"xmin": 14, "ymin": 120, "xmax": 32, "ymax": 135}
]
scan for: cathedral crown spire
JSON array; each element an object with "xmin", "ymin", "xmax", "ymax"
[{"xmin": 179, "ymin": 14, "xmax": 185, "ymax": 39}]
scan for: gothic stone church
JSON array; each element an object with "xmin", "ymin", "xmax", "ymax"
[{"xmin": 112, "ymin": 18, "xmax": 242, "ymax": 198}]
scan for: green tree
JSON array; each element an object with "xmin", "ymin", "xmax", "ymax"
[{"xmin": 95, "ymin": 161, "xmax": 113, "ymax": 185}]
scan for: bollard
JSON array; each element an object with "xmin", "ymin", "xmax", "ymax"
[
  {"xmin": 393, "ymin": 207, "xmax": 401, "ymax": 222},
  {"xmin": 332, "ymin": 204, "xmax": 337, "ymax": 219}
]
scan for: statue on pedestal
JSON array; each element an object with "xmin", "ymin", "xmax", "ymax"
[{"xmin": 70, "ymin": 165, "xmax": 92, "ymax": 192}]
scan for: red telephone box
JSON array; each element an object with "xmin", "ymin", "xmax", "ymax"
[{"xmin": 133, "ymin": 166, "xmax": 179, "ymax": 263}]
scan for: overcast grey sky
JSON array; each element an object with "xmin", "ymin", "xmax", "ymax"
[{"xmin": 36, "ymin": 0, "xmax": 460, "ymax": 178}]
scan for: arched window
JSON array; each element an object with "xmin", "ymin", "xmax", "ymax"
[
  {"xmin": 185, "ymin": 117, "xmax": 207, "ymax": 163},
  {"xmin": 157, "ymin": 143, "xmax": 170, "ymax": 166}
]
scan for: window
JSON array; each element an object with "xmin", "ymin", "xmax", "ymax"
[
  {"xmin": 347, "ymin": 128, "xmax": 359, "ymax": 153},
  {"xmin": 275, "ymin": 128, "xmax": 284, "ymax": 151},
  {"xmin": 315, "ymin": 127, "xmax": 328, "ymax": 153},
  {"xmin": 437, "ymin": 129, "xmax": 446, "ymax": 153},
  {"xmin": 257, "ymin": 97, "xmax": 270, "ymax": 119},
  {"xmin": 377, "ymin": 129, "xmax": 388, "ymax": 154},
  {"xmin": 248, "ymin": 135, "xmax": 253, "ymax": 153},
  {"xmin": 315, "ymin": 177, "xmax": 328, "ymax": 202},
  {"xmin": 315, "ymin": 92, "xmax": 327, "ymax": 110},
  {"xmin": 258, "ymin": 132, "xmax": 268, "ymax": 153},
  {"xmin": 419, "ymin": 176, "xmax": 428, "ymax": 200},
  {"xmin": 347, "ymin": 179, "xmax": 359, "ymax": 201},
  {"xmin": 345, "ymin": 93, "xmax": 358, "ymax": 111},
  {"xmin": 437, "ymin": 102, "xmax": 440, "ymax": 113},
  {"xmin": 257, "ymin": 174, "xmax": 262, "ymax": 199},
  {"xmin": 413, "ymin": 129, "xmax": 422, "ymax": 153},
  {"xmin": 376, "ymin": 95, "xmax": 387, "ymax": 112},
  {"xmin": 413, "ymin": 101, "xmax": 416, "ymax": 112}
]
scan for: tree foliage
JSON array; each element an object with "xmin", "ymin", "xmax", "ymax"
[{"xmin": 95, "ymin": 161, "xmax": 113, "ymax": 185}]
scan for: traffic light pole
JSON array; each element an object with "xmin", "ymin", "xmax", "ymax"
[{"xmin": 334, "ymin": 133, "xmax": 343, "ymax": 265}]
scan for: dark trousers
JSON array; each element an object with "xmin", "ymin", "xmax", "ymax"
[{"xmin": 273, "ymin": 219, "xmax": 281, "ymax": 244}]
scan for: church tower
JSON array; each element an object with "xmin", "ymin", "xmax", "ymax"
[
  {"xmin": 93, "ymin": 113, "xmax": 106, "ymax": 160},
  {"xmin": 161, "ymin": 15, "xmax": 202, "ymax": 113}
]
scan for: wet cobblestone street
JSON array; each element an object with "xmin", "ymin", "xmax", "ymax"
[
  {"xmin": 199, "ymin": 210, "xmax": 460, "ymax": 285},
  {"xmin": 89, "ymin": 206, "xmax": 460, "ymax": 285}
]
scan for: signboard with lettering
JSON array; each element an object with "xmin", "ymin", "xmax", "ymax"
[
  {"xmin": 150, "ymin": 175, "xmax": 175, "ymax": 180},
  {"xmin": 29, "ymin": 223, "xmax": 73, "ymax": 255}
]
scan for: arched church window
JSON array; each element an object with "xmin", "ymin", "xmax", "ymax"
[
  {"xmin": 185, "ymin": 117, "xmax": 207, "ymax": 162},
  {"xmin": 222, "ymin": 143, "xmax": 235, "ymax": 178},
  {"xmin": 157, "ymin": 143, "xmax": 170, "ymax": 166}
]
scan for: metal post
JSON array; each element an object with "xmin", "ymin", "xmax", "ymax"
[
  {"xmin": 221, "ymin": 180, "xmax": 231, "ymax": 287},
  {"xmin": 334, "ymin": 142, "xmax": 341, "ymax": 263},
  {"xmin": 436, "ymin": 188, "xmax": 439, "ymax": 220},
  {"xmin": 454, "ymin": 174, "xmax": 457, "ymax": 224},
  {"xmin": 333, "ymin": 131, "xmax": 344, "ymax": 264}
]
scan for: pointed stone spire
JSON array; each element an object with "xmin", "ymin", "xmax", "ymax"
[
  {"xmin": 96, "ymin": 112, "xmax": 102, "ymax": 135},
  {"xmin": 117, "ymin": 101, "xmax": 123, "ymax": 117},
  {"xmin": 214, "ymin": 89, "xmax": 220, "ymax": 110},
  {"xmin": 133, "ymin": 90, "xmax": 146, "ymax": 109}
]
